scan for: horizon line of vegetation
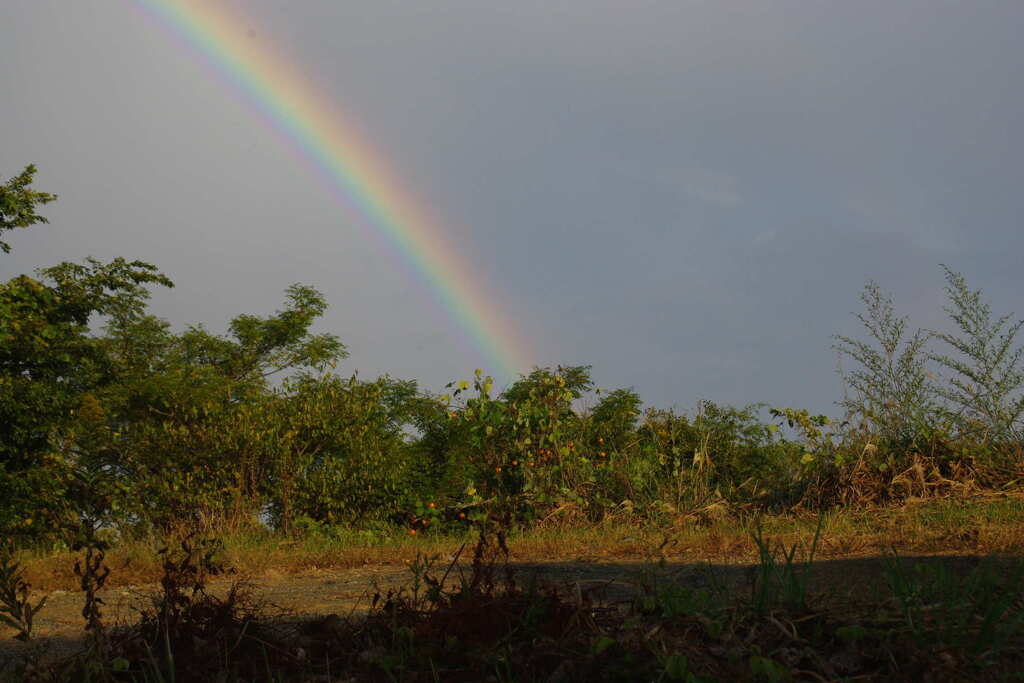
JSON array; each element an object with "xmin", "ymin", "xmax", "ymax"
[{"xmin": 2, "ymin": 164, "xmax": 1023, "ymax": 553}]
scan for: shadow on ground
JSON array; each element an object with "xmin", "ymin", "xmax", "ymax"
[{"xmin": 3, "ymin": 552, "xmax": 1017, "ymax": 668}]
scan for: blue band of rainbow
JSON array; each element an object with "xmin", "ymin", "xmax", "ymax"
[{"xmin": 131, "ymin": 0, "xmax": 531, "ymax": 382}]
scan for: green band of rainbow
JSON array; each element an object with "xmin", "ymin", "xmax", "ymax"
[{"xmin": 132, "ymin": 0, "xmax": 531, "ymax": 381}]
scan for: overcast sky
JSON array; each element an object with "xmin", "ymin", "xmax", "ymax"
[{"xmin": 2, "ymin": 1, "xmax": 1022, "ymax": 413}]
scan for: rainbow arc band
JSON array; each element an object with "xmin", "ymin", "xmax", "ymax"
[{"xmin": 132, "ymin": 0, "xmax": 532, "ymax": 381}]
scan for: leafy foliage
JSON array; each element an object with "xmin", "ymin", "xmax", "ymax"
[
  {"xmin": 0, "ymin": 165, "xmax": 57, "ymax": 253},
  {"xmin": 0, "ymin": 552, "xmax": 47, "ymax": 641},
  {"xmin": 1, "ymin": 164, "xmax": 1022, "ymax": 551},
  {"xmin": 0, "ymin": 255, "xmax": 173, "ymax": 542}
]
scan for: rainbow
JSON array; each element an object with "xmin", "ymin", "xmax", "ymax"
[{"xmin": 130, "ymin": 0, "xmax": 532, "ymax": 381}]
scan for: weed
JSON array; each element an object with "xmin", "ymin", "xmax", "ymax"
[
  {"xmin": 8, "ymin": 535, "xmax": 1024, "ymax": 681},
  {"xmin": 834, "ymin": 280, "xmax": 938, "ymax": 456},
  {"xmin": 748, "ymin": 515, "xmax": 823, "ymax": 614},
  {"xmin": 634, "ymin": 538, "xmax": 726, "ymax": 622},
  {"xmin": 885, "ymin": 553, "xmax": 1024, "ymax": 664},
  {"xmin": 0, "ymin": 552, "xmax": 47, "ymax": 641},
  {"xmin": 71, "ymin": 523, "xmax": 111, "ymax": 639},
  {"xmin": 931, "ymin": 265, "xmax": 1024, "ymax": 449}
]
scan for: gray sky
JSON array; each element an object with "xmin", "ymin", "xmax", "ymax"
[{"xmin": 2, "ymin": 1, "xmax": 1022, "ymax": 413}]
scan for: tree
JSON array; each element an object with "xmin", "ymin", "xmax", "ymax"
[
  {"xmin": 589, "ymin": 388, "xmax": 642, "ymax": 451},
  {"xmin": 502, "ymin": 365, "xmax": 593, "ymax": 405},
  {"xmin": 84, "ymin": 285, "xmax": 348, "ymax": 532},
  {"xmin": 288, "ymin": 374, "xmax": 415, "ymax": 530},
  {"xmin": 0, "ymin": 165, "xmax": 173, "ymax": 541},
  {"xmin": 0, "ymin": 165, "xmax": 56, "ymax": 253}
]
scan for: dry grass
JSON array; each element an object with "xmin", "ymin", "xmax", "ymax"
[
  {"xmin": 14, "ymin": 493, "xmax": 1024, "ymax": 593},
  {"xmin": 3, "ymin": 494, "xmax": 1024, "ymax": 681}
]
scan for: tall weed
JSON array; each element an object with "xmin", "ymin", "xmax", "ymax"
[{"xmin": 931, "ymin": 265, "xmax": 1024, "ymax": 453}]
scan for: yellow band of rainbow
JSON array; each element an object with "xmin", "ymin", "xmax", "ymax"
[{"xmin": 132, "ymin": 0, "xmax": 532, "ymax": 381}]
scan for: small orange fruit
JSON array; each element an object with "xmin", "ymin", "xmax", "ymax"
[
  {"xmin": 458, "ymin": 512, "xmax": 466, "ymax": 519},
  {"xmin": 495, "ymin": 466, "xmax": 502, "ymax": 473},
  {"xmin": 597, "ymin": 437, "xmax": 604, "ymax": 444},
  {"xmin": 428, "ymin": 502, "xmax": 436, "ymax": 509},
  {"xmin": 511, "ymin": 460, "xmax": 518, "ymax": 466},
  {"xmin": 409, "ymin": 529, "xmax": 417, "ymax": 536}
]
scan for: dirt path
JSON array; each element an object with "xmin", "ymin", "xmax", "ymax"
[
  {"xmin": 0, "ymin": 562, "xmax": 414, "ymax": 665},
  {"xmin": 0, "ymin": 552, "xmax": 1007, "ymax": 667}
]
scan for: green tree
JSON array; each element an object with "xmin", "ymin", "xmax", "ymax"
[
  {"xmin": 0, "ymin": 261, "xmax": 173, "ymax": 539},
  {"xmin": 589, "ymin": 388, "xmax": 642, "ymax": 452},
  {"xmin": 502, "ymin": 365, "xmax": 592, "ymax": 405},
  {"xmin": 0, "ymin": 166, "xmax": 173, "ymax": 541},
  {"xmin": 289, "ymin": 374, "xmax": 416, "ymax": 530},
  {"xmin": 0, "ymin": 165, "xmax": 56, "ymax": 253},
  {"xmin": 83, "ymin": 286, "xmax": 348, "ymax": 532}
]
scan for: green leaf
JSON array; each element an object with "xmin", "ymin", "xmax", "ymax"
[
  {"xmin": 836, "ymin": 624, "xmax": 867, "ymax": 643},
  {"xmin": 662, "ymin": 654, "xmax": 691, "ymax": 681},
  {"xmin": 591, "ymin": 635, "xmax": 615, "ymax": 655}
]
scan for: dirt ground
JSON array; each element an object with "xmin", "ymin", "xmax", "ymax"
[{"xmin": 0, "ymin": 551, "xmax": 1002, "ymax": 668}]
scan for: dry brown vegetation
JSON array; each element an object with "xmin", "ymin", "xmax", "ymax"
[
  {"xmin": 3, "ymin": 495, "xmax": 1024, "ymax": 681},
  {"xmin": 10, "ymin": 492, "xmax": 1022, "ymax": 594}
]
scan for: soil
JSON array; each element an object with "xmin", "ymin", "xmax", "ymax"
[{"xmin": 0, "ymin": 551, "xmax": 1002, "ymax": 667}]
